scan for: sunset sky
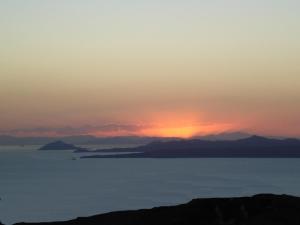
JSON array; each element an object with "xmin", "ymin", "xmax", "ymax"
[{"xmin": 0, "ymin": 0, "xmax": 299, "ymax": 137}]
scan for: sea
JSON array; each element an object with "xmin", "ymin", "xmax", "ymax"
[{"xmin": 1, "ymin": 145, "xmax": 300, "ymax": 224}]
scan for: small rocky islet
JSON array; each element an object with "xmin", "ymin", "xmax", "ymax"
[{"xmin": 39, "ymin": 140, "xmax": 86, "ymax": 151}]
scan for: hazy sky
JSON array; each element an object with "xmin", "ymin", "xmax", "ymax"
[{"xmin": 0, "ymin": 0, "xmax": 300, "ymax": 137}]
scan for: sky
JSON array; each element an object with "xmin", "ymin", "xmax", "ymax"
[{"xmin": 0, "ymin": 0, "xmax": 300, "ymax": 137}]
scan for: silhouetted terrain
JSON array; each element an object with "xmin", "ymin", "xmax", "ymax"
[
  {"xmin": 13, "ymin": 194, "xmax": 300, "ymax": 225},
  {"xmin": 39, "ymin": 141, "xmax": 79, "ymax": 150},
  {"xmin": 195, "ymin": 131, "xmax": 252, "ymax": 140},
  {"xmin": 0, "ymin": 135, "xmax": 179, "ymax": 146},
  {"xmin": 0, "ymin": 132, "xmax": 253, "ymax": 146},
  {"xmin": 82, "ymin": 136, "xmax": 300, "ymax": 158}
]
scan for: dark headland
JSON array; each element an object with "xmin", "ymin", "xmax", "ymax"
[
  {"xmin": 12, "ymin": 194, "xmax": 300, "ymax": 225},
  {"xmin": 81, "ymin": 135, "xmax": 300, "ymax": 158}
]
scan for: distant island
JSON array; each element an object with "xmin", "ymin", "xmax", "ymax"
[
  {"xmin": 39, "ymin": 140, "xmax": 81, "ymax": 150},
  {"xmin": 81, "ymin": 135, "xmax": 300, "ymax": 158},
  {"xmin": 12, "ymin": 194, "xmax": 300, "ymax": 225}
]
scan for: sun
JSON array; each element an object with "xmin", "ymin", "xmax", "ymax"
[
  {"xmin": 122, "ymin": 112, "xmax": 234, "ymax": 138},
  {"xmin": 140, "ymin": 124, "xmax": 201, "ymax": 138},
  {"xmin": 136, "ymin": 112, "xmax": 204, "ymax": 138},
  {"xmin": 154, "ymin": 126, "xmax": 199, "ymax": 138}
]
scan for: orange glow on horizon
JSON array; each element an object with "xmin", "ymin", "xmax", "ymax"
[
  {"xmin": 139, "ymin": 123, "xmax": 234, "ymax": 138},
  {"xmin": 141, "ymin": 125, "xmax": 199, "ymax": 138},
  {"xmin": 11, "ymin": 113, "xmax": 236, "ymax": 138},
  {"xmin": 5, "ymin": 122, "xmax": 235, "ymax": 138},
  {"xmin": 135, "ymin": 112, "xmax": 234, "ymax": 138},
  {"xmin": 89, "ymin": 112, "xmax": 236, "ymax": 138}
]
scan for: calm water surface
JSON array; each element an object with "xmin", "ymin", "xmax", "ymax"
[{"xmin": 1, "ymin": 146, "xmax": 300, "ymax": 224}]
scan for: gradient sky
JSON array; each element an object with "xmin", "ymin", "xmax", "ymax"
[{"xmin": 0, "ymin": 0, "xmax": 300, "ymax": 137}]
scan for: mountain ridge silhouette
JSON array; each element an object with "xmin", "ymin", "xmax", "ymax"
[{"xmin": 82, "ymin": 135, "xmax": 300, "ymax": 158}]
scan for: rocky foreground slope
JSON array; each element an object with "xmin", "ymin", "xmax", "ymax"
[{"xmin": 13, "ymin": 194, "xmax": 300, "ymax": 225}]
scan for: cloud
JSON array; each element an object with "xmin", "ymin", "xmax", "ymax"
[
  {"xmin": 0, "ymin": 124, "xmax": 148, "ymax": 137},
  {"xmin": 0, "ymin": 121, "xmax": 237, "ymax": 138}
]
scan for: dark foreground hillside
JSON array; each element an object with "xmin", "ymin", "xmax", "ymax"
[{"xmin": 14, "ymin": 194, "xmax": 300, "ymax": 225}]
